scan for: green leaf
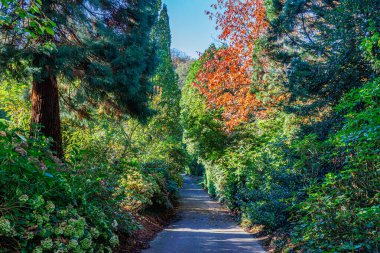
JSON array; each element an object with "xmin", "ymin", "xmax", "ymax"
[
  {"xmin": 49, "ymin": 20, "xmax": 57, "ymax": 28},
  {"xmin": 45, "ymin": 26, "xmax": 54, "ymax": 35},
  {"xmin": 29, "ymin": 20, "xmax": 38, "ymax": 28},
  {"xmin": 1, "ymin": 0, "xmax": 9, "ymax": 8}
]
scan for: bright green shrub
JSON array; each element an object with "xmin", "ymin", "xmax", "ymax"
[
  {"xmin": 202, "ymin": 162, "xmax": 219, "ymax": 198},
  {"xmin": 144, "ymin": 162, "xmax": 182, "ymax": 209},
  {"xmin": 118, "ymin": 160, "xmax": 180, "ymax": 212},
  {"xmin": 0, "ymin": 121, "xmax": 134, "ymax": 252},
  {"xmin": 0, "ymin": 80, "xmax": 30, "ymax": 129},
  {"xmin": 291, "ymin": 79, "xmax": 380, "ymax": 252},
  {"xmin": 61, "ymin": 110, "xmax": 182, "ymax": 211},
  {"xmin": 205, "ymin": 113, "xmax": 298, "ymax": 230}
]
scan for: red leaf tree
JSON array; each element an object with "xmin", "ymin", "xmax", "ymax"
[{"xmin": 195, "ymin": 0, "xmax": 269, "ymax": 130}]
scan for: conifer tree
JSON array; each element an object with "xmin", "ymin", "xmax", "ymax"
[
  {"xmin": 154, "ymin": 4, "xmax": 181, "ymax": 130},
  {"xmin": 0, "ymin": 0, "xmax": 158, "ymax": 157},
  {"xmin": 150, "ymin": 4, "xmax": 184, "ymax": 167},
  {"xmin": 269, "ymin": 0, "xmax": 379, "ymax": 117}
]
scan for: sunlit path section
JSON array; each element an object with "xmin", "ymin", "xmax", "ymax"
[{"xmin": 143, "ymin": 176, "xmax": 266, "ymax": 253}]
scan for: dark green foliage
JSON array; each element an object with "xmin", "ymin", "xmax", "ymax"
[
  {"xmin": 88, "ymin": 0, "xmax": 159, "ymax": 117},
  {"xmin": 292, "ymin": 78, "xmax": 380, "ymax": 252},
  {"xmin": 0, "ymin": 0, "xmax": 158, "ymax": 116},
  {"xmin": 270, "ymin": 0, "xmax": 379, "ymax": 117},
  {"xmin": 146, "ymin": 3, "xmax": 185, "ymax": 176},
  {"xmin": 1, "ymin": 0, "xmax": 160, "ymax": 157},
  {"xmin": 155, "ymin": 4, "xmax": 172, "ymax": 56},
  {"xmin": 154, "ymin": 4, "xmax": 181, "ymax": 111},
  {"xmin": 186, "ymin": 158, "xmax": 204, "ymax": 177}
]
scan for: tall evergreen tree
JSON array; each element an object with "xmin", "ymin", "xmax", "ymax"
[
  {"xmin": 0, "ymin": 0, "xmax": 158, "ymax": 157},
  {"xmin": 154, "ymin": 4, "xmax": 181, "ymax": 130},
  {"xmin": 149, "ymin": 4, "xmax": 184, "ymax": 168}
]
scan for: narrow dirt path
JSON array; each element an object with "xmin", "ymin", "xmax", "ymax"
[{"xmin": 143, "ymin": 175, "xmax": 266, "ymax": 253}]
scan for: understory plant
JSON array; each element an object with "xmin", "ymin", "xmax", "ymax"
[
  {"xmin": 0, "ymin": 121, "xmax": 130, "ymax": 252},
  {"xmin": 0, "ymin": 119, "xmax": 182, "ymax": 252}
]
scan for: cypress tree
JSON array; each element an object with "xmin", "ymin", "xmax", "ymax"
[
  {"xmin": 0, "ymin": 0, "xmax": 158, "ymax": 157},
  {"xmin": 149, "ymin": 4, "xmax": 184, "ymax": 167},
  {"xmin": 155, "ymin": 4, "xmax": 181, "ymax": 112}
]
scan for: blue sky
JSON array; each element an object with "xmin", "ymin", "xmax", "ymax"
[{"xmin": 163, "ymin": 0, "xmax": 219, "ymax": 58}]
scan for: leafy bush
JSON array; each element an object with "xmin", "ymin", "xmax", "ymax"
[
  {"xmin": 0, "ymin": 90, "xmax": 183, "ymax": 252},
  {"xmin": 291, "ymin": 79, "xmax": 380, "ymax": 252},
  {"xmin": 119, "ymin": 160, "xmax": 180, "ymax": 212},
  {"xmin": 0, "ymin": 121, "xmax": 134, "ymax": 252}
]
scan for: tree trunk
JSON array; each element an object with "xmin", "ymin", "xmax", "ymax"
[{"xmin": 31, "ymin": 64, "xmax": 63, "ymax": 158}]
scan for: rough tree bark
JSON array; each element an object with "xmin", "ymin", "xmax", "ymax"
[{"xmin": 30, "ymin": 62, "xmax": 63, "ymax": 158}]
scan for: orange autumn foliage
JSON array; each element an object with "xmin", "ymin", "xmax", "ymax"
[{"xmin": 195, "ymin": 0, "xmax": 269, "ymax": 130}]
